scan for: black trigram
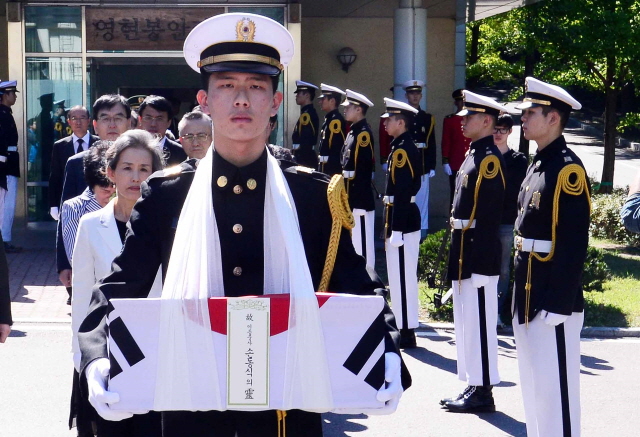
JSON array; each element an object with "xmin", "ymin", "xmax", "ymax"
[
  {"xmin": 107, "ymin": 302, "xmax": 145, "ymax": 378},
  {"xmin": 342, "ymin": 310, "xmax": 386, "ymax": 390}
]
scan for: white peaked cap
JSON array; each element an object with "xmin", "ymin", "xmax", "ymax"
[
  {"xmin": 456, "ymin": 90, "xmax": 507, "ymax": 116},
  {"xmin": 318, "ymin": 84, "xmax": 346, "ymax": 99},
  {"xmin": 515, "ymin": 77, "xmax": 581, "ymax": 111},
  {"xmin": 341, "ymin": 89, "xmax": 374, "ymax": 108},
  {"xmin": 402, "ymin": 80, "xmax": 425, "ymax": 91},
  {"xmin": 381, "ymin": 97, "xmax": 419, "ymax": 118}
]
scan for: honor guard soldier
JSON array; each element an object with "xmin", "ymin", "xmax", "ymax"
[
  {"xmin": 441, "ymin": 89, "xmax": 472, "ymax": 207},
  {"xmin": 512, "ymin": 77, "xmax": 589, "ymax": 437},
  {"xmin": 53, "ymin": 99, "xmax": 71, "ymax": 142},
  {"xmin": 442, "ymin": 90, "xmax": 506, "ymax": 413},
  {"xmin": 341, "ymin": 89, "xmax": 376, "ymax": 269},
  {"xmin": 79, "ymin": 13, "xmax": 409, "ymax": 437},
  {"xmin": 318, "ymin": 83, "xmax": 346, "ymax": 175},
  {"xmin": 382, "ymin": 98, "xmax": 421, "ymax": 349},
  {"xmin": 0, "ymin": 81, "xmax": 22, "ymax": 253},
  {"xmin": 403, "ymin": 80, "xmax": 436, "ymax": 240},
  {"xmin": 292, "ymin": 80, "xmax": 319, "ymax": 168}
]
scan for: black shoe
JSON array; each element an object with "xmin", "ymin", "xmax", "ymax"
[
  {"xmin": 399, "ymin": 328, "xmax": 417, "ymax": 349},
  {"xmin": 4, "ymin": 243, "xmax": 22, "ymax": 253},
  {"xmin": 444, "ymin": 386, "xmax": 496, "ymax": 413},
  {"xmin": 439, "ymin": 385, "xmax": 472, "ymax": 406},
  {"xmin": 67, "ymin": 297, "xmax": 71, "ymax": 305}
]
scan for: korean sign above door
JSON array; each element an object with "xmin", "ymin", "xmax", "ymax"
[{"xmin": 86, "ymin": 7, "xmax": 224, "ymax": 51}]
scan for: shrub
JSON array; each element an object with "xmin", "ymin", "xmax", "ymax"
[
  {"xmin": 582, "ymin": 246, "xmax": 612, "ymax": 292},
  {"xmin": 590, "ymin": 191, "xmax": 640, "ymax": 247},
  {"xmin": 417, "ymin": 229, "xmax": 450, "ymax": 284}
]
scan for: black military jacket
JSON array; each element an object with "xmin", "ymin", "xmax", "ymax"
[
  {"xmin": 384, "ymin": 131, "xmax": 421, "ymax": 237},
  {"xmin": 161, "ymin": 137, "xmax": 188, "ymax": 167},
  {"xmin": 78, "ymin": 148, "xmax": 411, "ymax": 391},
  {"xmin": 447, "ymin": 135, "xmax": 505, "ymax": 281},
  {"xmin": 291, "ymin": 104, "xmax": 319, "ymax": 168},
  {"xmin": 513, "ymin": 136, "xmax": 590, "ymax": 324},
  {"xmin": 341, "ymin": 118, "xmax": 375, "ymax": 212},
  {"xmin": 501, "ymin": 149, "xmax": 529, "ymax": 225},
  {"xmin": 318, "ymin": 109, "xmax": 346, "ymax": 175},
  {"xmin": 0, "ymin": 104, "xmax": 19, "ymax": 186},
  {"xmin": 409, "ymin": 107, "xmax": 437, "ymax": 176}
]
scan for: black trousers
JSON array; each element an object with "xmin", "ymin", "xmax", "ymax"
[
  {"xmin": 97, "ymin": 411, "xmax": 162, "ymax": 437},
  {"xmin": 162, "ymin": 410, "xmax": 322, "ymax": 437}
]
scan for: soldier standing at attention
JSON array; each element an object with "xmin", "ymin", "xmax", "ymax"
[
  {"xmin": 403, "ymin": 80, "xmax": 436, "ymax": 240},
  {"xmin": 441, "ymin": 91, "xmax": 506, "ymax": 413},
  {"xmin": 291, "ymin": 80, "xmax": 319, "ymax": 168},
  {"xmin": 512, "ymin": 77, "xmax": 589, "ymax": 437},
  {"xmin": 317, "ymin": 84, "xmax": 346, "ymax": 175},
  {"xmin": 441, "ymin": 89, "xmax": 472, "ymax": 208},
  {"xmin": 382, "ymin": 98, "xmax": 421, "ymax": 349},
  {"xmin": 341, "ymin": 89, "xmax": 376, "ymax": 269}
]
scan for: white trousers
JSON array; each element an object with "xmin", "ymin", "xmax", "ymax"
[
  {"xmin": 2, "ymin": 175, "xmax": 17, "ymax": 242},
  {"xmin": 415, "ymin": 174, "xmax": 429, "ymax": 230},
  {"xmin": 452, "ymin": 277, "xmax": 501, "ymax": 386},
  {"xmin": 513, "ymin": 310, "xmax": 583, "ymax": 437},
  {"xmin": 385, "ymin": 230, "xmax": 420, "ymax": 329},
  {"xmin": 0, "ymin": 186, "xmax": 6, "ymax": 239},
  {"xmin": 351, "ymin": 209, "xmax": 375, "ymax": 270}
]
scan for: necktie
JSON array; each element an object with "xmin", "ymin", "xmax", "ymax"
[{"xmin": 76, "ymin": 138, "xmax": 84, "ymax": 154}]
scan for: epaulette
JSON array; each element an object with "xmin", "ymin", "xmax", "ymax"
[
  {"xmin": 283, "ymin": 165, "xmax": 330, "ymax": 184},
  {"xmin": 147, "ymin": 159, "xmax": 197, "ymax": 182}
]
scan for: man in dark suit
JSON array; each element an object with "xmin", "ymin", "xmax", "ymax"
[
  {"xmin": 49, "ymin": 105, "xmax": 99, "ymax": 220},
  {"xmin": 79, "ymin": 13, "xmax": 409, "ymax": 437},
  {"xmin": 57, "ymin": 95, "xmax": 131, "ymax": 303},
  {"xmin": 317, "ymin": 84, "xmax": 346, "ymax": 175},
  {"xmin": 138, "ymin": 95, "xmax": 187, "ymax": 167}
]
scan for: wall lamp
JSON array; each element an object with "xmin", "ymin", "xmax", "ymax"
[{"xmin": 337, "ymin": 47, "xmax": 357, "ymax": 72}]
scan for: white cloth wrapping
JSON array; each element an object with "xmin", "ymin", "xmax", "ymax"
[{"xmin": 153, "ymin": 145, "xmax": 334, "ymax": 412}]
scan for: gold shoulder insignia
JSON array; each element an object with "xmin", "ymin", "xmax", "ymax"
[
  {"xmin": 163, "ymin": 165, "xmax": 182, "ymax": 177},
  {"xmin": 391, "ymin": 149, "xmax": 414, "ymax": 184},
  {"xmin": 356, "ymin": 131, "xmax": 371, "ymax": 148},
  {"xmin": 479, "ymin": 154, "xmax": 505, "ymax": 188},
  {"xmin": 295, "ymin": 165, "xmax": 314, "ymax": 174}
]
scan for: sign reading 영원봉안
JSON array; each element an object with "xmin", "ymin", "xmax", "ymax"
[{"xmin": 85, "ymin": 7, "xmax": 224, "ymax": 51}]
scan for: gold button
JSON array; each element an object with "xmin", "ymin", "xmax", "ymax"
[
  {"xmin": 247, "ymin": 178, "xmax": 257, "ymax": 190},
  {"xmin": 217, "ymin": 176, "xmax": 228, "ymax": 187},
  {"xmin": 233, "ymin": 185, "xmax": 243, "ymax": 194},
  {"xmin": 233, "ymin": 224, "xmax": 243, "ymax": 234},
  {"xmin": 526, "ymin": 186, "xmax": 530, "ymax": 191},
  {"xmin": 233, "ymin": 267, "xmax": 242, "ymax": 276}
]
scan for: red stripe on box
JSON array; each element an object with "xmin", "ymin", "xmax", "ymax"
[{"xmin": 208, "ymin": 293, "xmax": 334, "ymax": 336}]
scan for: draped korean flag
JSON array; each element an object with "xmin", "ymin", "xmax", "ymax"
[{"xmin": 106, "ymin": 293, "xmax": 388, "ymax": 412}]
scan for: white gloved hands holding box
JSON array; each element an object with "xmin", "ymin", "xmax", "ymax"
[{"xmin": 86, "ymin": 358, "xmax": 139, "ymax": 421}]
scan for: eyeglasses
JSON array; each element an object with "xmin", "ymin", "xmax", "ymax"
[
  {"xmin": 180, "ymin": 133, "xmax": 211, "ymax": 143},
  {"xmin": 494, "ymin": 127, "xmax": 511, "ymax": 134},
  {"xmin": 142, "ymin": 115, "xmax": 168, "ymax": 124},
  {"xmin": 97, "ymin": 115, "xmax": 127, "ymax": 124},
  {"xmin": 69, "ymin": 116, "xmax": 89, "ymax": 122}
]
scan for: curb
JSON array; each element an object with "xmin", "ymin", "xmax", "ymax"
[
  {"xmin": 417, "ymin": 322, "xmax": 640, "ymax": 339},
  {"xmin": 12, "ymin": 318, "xmax": 71, "ymax": 325}
]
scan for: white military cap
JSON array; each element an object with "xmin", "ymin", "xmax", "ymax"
[
  {"xmin": 515, "ymin": 76, "xmax": 581, "ymax": 112},
  {"xmin": 294, "ymin": 80, "xmax": 318, "ymax": 93},
  {"xmin": 318, "ymin": 84, "xmax": 345, "ymax": 100},
  {"xmin": 381, "ymin": 97, "xmax": 419, "ymax": 118},
  {"xmin": 402, "ymin": 80, "xmax": 425, "ymax": 92},
  {"xmin": 183, "ymin": 13, "xmax": 294, "ymax": 76},
  {"xmin": 456, "ymin": 90, "xmax": 505, "ymax": 117},
  {"xmin": 0, "ymin": 80, "xmax": 19, "ymax": 93},
  {"xmin": 341, "ymin": 89, "xmax": 374, "ymax": 108}
]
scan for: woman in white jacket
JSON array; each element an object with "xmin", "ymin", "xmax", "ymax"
[{"xmin": 71, "ymin": 130, "xmax": 165, "ymax": 436}]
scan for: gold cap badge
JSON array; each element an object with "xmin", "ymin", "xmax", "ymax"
[{"xmin": 236, "ymin": 18, "xmax": 256, "ymax": 42}]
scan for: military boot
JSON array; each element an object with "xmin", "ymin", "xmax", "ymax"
[
  {"xmin": 444, "ymin": 385, "xmax": 496, "ymax": 413},
  {"xmin": 439, "ymin": 385, "xmax": 472, "ymax": 406}
]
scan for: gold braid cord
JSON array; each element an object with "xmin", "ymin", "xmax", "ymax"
[
  {"xmin": 524, "ymin": 164, "xmax": 590, "ymax": 326},
  {"xmin": 298, "ymin": 113, "xmax": 315, "ymax": 135},
  {"xmin": 390, "ymin": 149, "xmax": 414, "ymax": 185},
  {"xmin": 328, "ymin": 119, "xmax": 344, "ymax": 148},
  {"xmin": 277, "ymin": 410, "xmax": 287, "ymax": 437},
  {"xmin": 318, "ymin": 175, "xmax": 355, "ymax": 292},
  {"xmin": 346, "ymin": 131, "xmax": 372, "ymax": 180},
  {"xmin": 457, "ymin": 155, "xmax": 505, "ymax": 289}
]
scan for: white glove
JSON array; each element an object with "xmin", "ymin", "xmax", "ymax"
[
  {"xmin": 428, "ymin": 169, "xmax": 436, "ymax": 178},
  {"xmin": 443, "ymin": 163, "xmax": 452, "ymax": 176},
  {"xmin": 319, "ymin": 156, "xmax": 328, "ymax": 163},
  {"xmin": 352, "ymin": 208, "xmax": 367, "ymax": 217},
  {"xmin": 86, "ymin": 358, "xmax": 134, "ymax": 421},
  {"xmin": 382, "ymin": 163, "xmax": 388, "ymax": 173},
  {"xmin": 50, "ymin": 207, "xmax": 60, "ymax": 221},
  {"xmin": 470, "ymin": 273, "xmax": 490, "ymax": 288},
  {"xmin": 72, "ymin": 352, "xmax": 81, "ymax": 373},
  {"xmin": 389, "ymin": 231, "xmax": 404, "ymax": 248},
  {"xmin": 541, "ymin": 310, "xmax": 569, "ymax": 326},
  {"xmin": 292, "ymin": 143, "xmax": 300, "ymax": 150}
]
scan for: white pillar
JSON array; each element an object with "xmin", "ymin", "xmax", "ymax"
[
  {"xmin": 393, "ymin": 0, "xmax": 427, "ymax": 109},
  {"xmin": 454, "ymin": 0, "xmax": 468, "ymax": 90}
]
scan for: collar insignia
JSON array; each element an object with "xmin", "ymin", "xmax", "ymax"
[{"xmin": 530, "ymin": 191, "xmax": 541, "ymax": 209}]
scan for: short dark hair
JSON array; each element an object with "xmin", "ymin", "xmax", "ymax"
[
  {"xmin": 541, "ymin": 106, "xmax": 569, "ymax": 130},
  {"xmin": 299, "ymin": 89, "xmax": 315, "ymax": 100},
  {"xmin": 92, "ymin": 94, "xmax": 131, "ymax": 121},
  {"xmin": 201, "ymin": 71, "xmax": 280, "ymax": 95},
  {"xmin": 392, "ymin": 113, "xmax": 413, "ymax": 128},
  {"xmin": 496, "ymin": 114, "xmax": 514, "ymax": 129},
  {"xmin": 106, "ymin": 130, "xmax": 164, "ymax": 172},
  {"xmin": 359, "ymin": 105, "xmax": 368, "ymax": 116},
  {"xmin": 83, "ymin": 140, "xmax": 113, "ymax": 189},
  {"xmin": 138, "ymin": 95, "xmax": 174, "ymax": 119}
]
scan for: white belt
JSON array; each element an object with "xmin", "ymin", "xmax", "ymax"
[
  {"xmin": 0, "ymin": 156, "xmax": 6, "ymax": 163},
  {"xmin": 416, "ymin": 142, "xmax": 426, "ymax": 149},
  {"xmin": 383, "ymin": 195, "xmax": 416, "ymax": 204},
  {"xmin": 7, "ymin": 146, "xmax": 17, "ymax": 152},
  {"xmin": 292, "ymin": 143, "xmax": 300, "ymax": 150},
  {"xmin": 514, "ymin": 236, "xmax": 552, "ymax": 254},
  {"xmin": 342, "ymin": 170, "xmax": 354, "ymax": 179},
  {"xmin": 450, "ymin": 218, "xmax": 476, "ymax": 229}
]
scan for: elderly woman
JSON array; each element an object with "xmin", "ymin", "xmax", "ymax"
[{"xmin": 70, "ymin": 130, "xmax": 164, "ymax": 437}]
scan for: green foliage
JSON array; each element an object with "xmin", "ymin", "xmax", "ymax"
[
  {"xmin": 582, "ymin": 246, "xmax": 612, "ymax": 291},
  {"xmin": 590, "ymin": 191, "xmax": 640, "ymax": 247},
  {"xmin": 417, "ymin": 229, "xmax": 449, "ymax": 283},
  {"xmin": 617, "ymin": 112, "xmax": 640, "ymax": 134}
]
